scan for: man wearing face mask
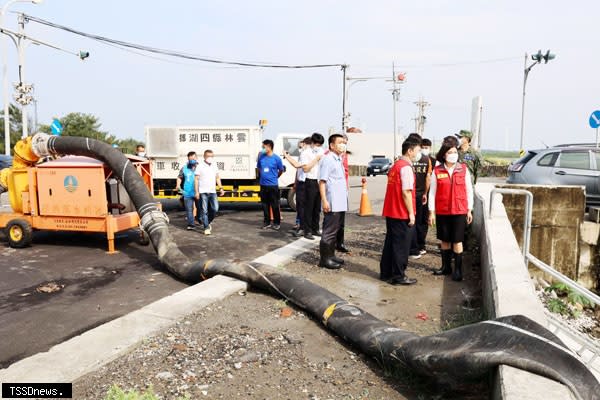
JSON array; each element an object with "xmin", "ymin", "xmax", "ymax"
[
  {"xmin": 257, "ymin": 139, "xmax": 284, "ymax": 230},
  {"xmin": 135, "ymin": 144, "xmax": 148, "ymax": 159},
  {"xmin": 380, "ymin": 137, "xmax": 421, "ymax": 285},
  {"xmin": 318, "ymin": 134, "xmax": 348, "ymax": 269},
  {"xmin": 428, "ymin": 136, "xmax": 474, "ymax": 281},
  {"xmin": 195, "ymin": 150, "xmax": 225, "ymax": 235},
  {"xmin": 181, "ymin": 158, "xmax": 200, "ymax": 230},
  {"xmin": 456, "ymin": 130, "xmax": 482, "ymax": 184},
  {"xmin": 409, "ymin": 136, "xmax": 435, "ymax": 259}
]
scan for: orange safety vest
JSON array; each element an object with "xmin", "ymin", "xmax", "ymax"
[
  {"xmin": 434, "ymin": 163, "xmax": 468, "ymax": 215},
  {"xmin": 382, "ymin": 159, "xmax": 416, "ymax": 220}
]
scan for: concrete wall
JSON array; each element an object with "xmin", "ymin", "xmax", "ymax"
[
  {"xmin": 474, "ymin": 183, "xmax": 574, "ymax": 400},
  {"xmin": 497, "ymin": 184, "xmax": 586, "ymax": 282}
]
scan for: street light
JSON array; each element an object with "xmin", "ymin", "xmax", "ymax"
[
  {"xmin": 1, "ymin": 0, "xmax": 42, "ymax": 154},
  {"xmin": 343, "ymin": 77, "xmax": 367, "ymax": 130},
  {"xmin": 519, "ymin": 49, "xmax": 555, "ymax": 154}
]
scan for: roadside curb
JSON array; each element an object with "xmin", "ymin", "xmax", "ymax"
[{"xmin": 0, "ymin": 237, "xmax": 318, "ymax": 390}]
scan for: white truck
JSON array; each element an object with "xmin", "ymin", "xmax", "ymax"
[{"xmin": 145, "ymin": 126, "xmax": 305, "ymax": 210}]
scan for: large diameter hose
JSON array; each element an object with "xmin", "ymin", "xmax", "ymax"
[
  {"xmin": 202, "ymin": 260, "xmax": 599, "ymax": 400},
  {"xmin": 29, "ymin": 133, "xmax": 600, "ymax": 399},
  {"xmin": 30, "ymin": 133, "xmax": 204, "ymax": 281}
]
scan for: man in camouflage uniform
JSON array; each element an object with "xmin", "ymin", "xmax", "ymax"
[{"xmin": 456, "ymin": 130, "xmax": 483, "ymax": 184}]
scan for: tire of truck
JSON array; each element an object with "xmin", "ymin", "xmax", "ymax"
[
  {"xmin": 6, "ymin": 219, "xmax": 33, "ymax": 249},
  {"xmin": 286, "ymin": 188, "xmax": 296, "ymax": 211}
]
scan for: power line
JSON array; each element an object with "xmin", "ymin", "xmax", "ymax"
[
  {"xmin": 356, "ymin": 56, "xmax": 521, "ymax": 70},
  {"xmin": 22, "ymin": 13, "xmax": 344, "ymax": 69}
]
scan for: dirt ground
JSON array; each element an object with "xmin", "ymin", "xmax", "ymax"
[{"xmin": 73, "ymin": 214, "xmax": 488, "ymax": 400}]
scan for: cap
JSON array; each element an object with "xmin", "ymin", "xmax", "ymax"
[{"xmin": 455, "ymin": 130, "xmax": 473, "ymax": 139}]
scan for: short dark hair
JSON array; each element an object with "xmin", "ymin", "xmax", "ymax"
[
  {"xmin": 187, "ymin": 151, "xmax": 196, "ymax": 158},
  {"xmin": 407, "ymin": 133, "xmax": 422, "ymax": 141},
  {"xmin": 262, "ymin": 139, "xmax": 274, "ymax": 149},
  {"xmin": 204, "ymin": 149, "xmax": 213, "ymax": 156},
  {"xmin": 328, "ymin": 134, "xmax": 343, "ymax": 145},
  {"xmin": 136, "ymin": 144, "xmax": 145, "ymax": 149},
  {"xmin": 311, "ymin": 133, "xmax": 325, "ymax": 145},
  {"xmin": 302, "ymin": 137, "xmax": 312, "ymax": 145},
  {"xmin": 421, "ymin": 138, "xmax": 432, "ymax": 146},
  {"xmin": 436, "ymin": 136, "xmax": 459, "ymax": 164},
  {"xmin": 402, "ymin": 137, "xmax": 421, "ymax": 155}
]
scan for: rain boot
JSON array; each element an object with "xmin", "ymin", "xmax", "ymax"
[
  {"xmin": 433, "ymin": 249, "xmax": 453, "ymax": 276},
  {"xmin": 452, "ymin": 251, "xmax": 463, "ymax": 282},
  {"xmin": 319, "ymin": 242, "xmax": 342, "ymax": 269}
]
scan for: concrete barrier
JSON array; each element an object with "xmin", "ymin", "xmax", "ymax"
[{"xmin": 474, "ymin": 183, "xmax": 574, "ymax": 400}]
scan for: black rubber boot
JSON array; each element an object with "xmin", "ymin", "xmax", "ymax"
[
  {"xmin": 331, "ymin": 255, "xmax": 345, "ymax": 265},
  {"xmin": 452, "ymin": 252, "xmax": 463, "ymax": 282},
  {"xmin": 319, "ymin": 242, "xmax": 342, "ymax": 269},
  {"xmin": 433, "ymin": 249, "xmax": 453, "ymax": 275}
]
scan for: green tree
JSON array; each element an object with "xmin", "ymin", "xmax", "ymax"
[
  {"xmin": 0, "ymin": 104, "xmax": 24, "ymax": 155},
  {"xmin": 39, "ymin": 112, "xmax": 115, "ymax": 143}
]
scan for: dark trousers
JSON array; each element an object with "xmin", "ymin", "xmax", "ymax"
[
  {"xmin": 320, "ymin": 211, "xmax": 344, "ymax": 246},
  {"xmin": 295, "ymin": 181, "xmax": 306, "ymax": 226},
  {"xmin": 380, "ymin": 217, "xmax": 413, "ymax": 281},
  {"xmin": 410, "ymin": 192, "xmax": 429, "ymax": 254},
  {"xmin": 260, "ymin": 185, "xmax": 280, "ymax": 225},
  {"xmin": 336, "ymin": 211, "xmax": 346, "ymax": 246},
  {"xmin": 303, "ymin": 179, "xmax": 321, "ymax": 234}
]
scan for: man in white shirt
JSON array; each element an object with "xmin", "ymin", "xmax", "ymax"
[{"xmin": 195, "ymin": 150, "xmax": 225, "ymax": 235}]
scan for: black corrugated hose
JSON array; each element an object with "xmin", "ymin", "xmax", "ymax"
[{"xmin": 30, "ymin": 133, "xmax": 599, "ymax": 400}]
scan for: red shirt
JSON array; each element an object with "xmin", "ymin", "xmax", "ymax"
[
  {"xmin": 434, "ymin": 163, "xmax": 468, "ymax": 215},
  {"xmin": 382, "ymin": 159, "xmax": 416, "ymax": 220}
]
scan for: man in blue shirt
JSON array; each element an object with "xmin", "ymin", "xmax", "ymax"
[
  {"xmin": 180, "ymin": 159, "xmax": 199, "ymax": 230},
  {"xmin": 318, "ymin": 134, "xmax": 348, "ymax": 269},
  {"xmin": 257, "ymin": 139, "xmax": 284, "ymax": 230}
]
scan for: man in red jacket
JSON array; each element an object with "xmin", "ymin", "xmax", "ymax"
[{"xmin": 380, "ymin": 137, "xmax": 421, "ymax": 285}]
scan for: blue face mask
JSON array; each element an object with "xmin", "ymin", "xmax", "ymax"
[{"xmin": 260, "ymin": 148, "xmax": 267, "ymax": 154}]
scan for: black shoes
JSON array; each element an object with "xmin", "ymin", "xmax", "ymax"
[
  {"xmin": 336, "ymin": 244, "xmax": 351, "ymax": 253},
  {"xmin": 452, "ymin": 252, "xmax": 463, "ymax": 282},
  {"xmin": 319, "ymin": 242, "xmax": 342, "ymax": 269},
  {"xmin": 389, "ymin": 277, "xmax": 417, "ymax": 286},
  {"xmin": 433, "ymin": 249, "xmax": 453, "ymax": 276},
  {"xmin": 331, "ymin": 255, "xmax": 345, "ymax": 265},
  {"xmin": 304, "ymin": 232, "xmax": 315, "ymax": 240}
]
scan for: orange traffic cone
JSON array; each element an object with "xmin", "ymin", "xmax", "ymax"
[{"xmin": 358, "ymin": 177, "xmax": 373, "ymax": 216}]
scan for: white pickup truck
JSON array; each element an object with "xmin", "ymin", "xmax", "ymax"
[{"xmin": 145, "ymin": 125, "xmax": 305, "ymax": 210}]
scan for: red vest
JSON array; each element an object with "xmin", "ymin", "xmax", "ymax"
[
  {"xmin": 434, "ymin": 163, "xmax": 468, "ymax": 215},
  {"xmin": 382, "ymin": 159, "xmax": 416, "ymax": 220}
]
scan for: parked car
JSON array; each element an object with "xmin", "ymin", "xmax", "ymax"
[
  {"xmin": 0, "ymin": 155, "xmax": 12, "ymax": 169},
  {"xmin": 507, "ymin": 146, "xmax": 600, "ymax": 207},
  {"xmin": 366, "ymin": 158, "xmax": 392, "ymax": 176}
]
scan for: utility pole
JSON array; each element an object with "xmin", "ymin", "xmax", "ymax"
[
  {"xmin": 414, "ymin": 97, "xmax": 429, "ymax": 136},
  {"xmin": 390, "ymin": 65, "xmax": 405, "ymax": 159},
  {"xmin": 18, "ymin": 13, "xmax": 27, "ymax": 138}
]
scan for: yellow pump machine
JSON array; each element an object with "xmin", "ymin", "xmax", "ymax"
[{"xmin": 0, "ymin": 137, "xmax": 152, "ymax": 252}]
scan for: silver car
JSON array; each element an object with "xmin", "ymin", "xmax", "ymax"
[{"xmin": 507, "ymin": 146, "xmax": 600, "ymax": 207}]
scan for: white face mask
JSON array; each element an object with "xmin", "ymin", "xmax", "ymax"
[
  {"xmin": 413, "ymin": 151, "xmax": 422, "ymax": 163},
  {"xmin": 136, "ymin": 152, "xmax": 146, "ymax": 157},
  {"xmin": 421, "ymin": 149, "xmax": 430, "ymax": 157},
  {"xmin": 205, "ymin": 157, "xmax": 214, "ymax": 164},
  {"xmin": 336, "ymin": 143, "xmax": 347, "ymax": 153},
  {"xmin": 446, "ymin": 153, "xmax": 459, "ymax": 164}
]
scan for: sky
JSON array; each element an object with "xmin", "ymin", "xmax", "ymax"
[{"xmin": 2, "ymin": 0, "xmax": 599, "ymax": 150}]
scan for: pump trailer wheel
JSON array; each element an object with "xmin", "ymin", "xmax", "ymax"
[{"xmin": 6, "ymin": 219, "xmax": 33, "ymax": 248}]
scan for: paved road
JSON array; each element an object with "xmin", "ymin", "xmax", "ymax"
[{"xmin": 0, "ymin": 202, "xmax": 300, "ymax": 368}]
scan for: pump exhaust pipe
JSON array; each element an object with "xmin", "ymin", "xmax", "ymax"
[{"xmin": 28, "ymin": 133, "xmax": 600, "ymax": 400}]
